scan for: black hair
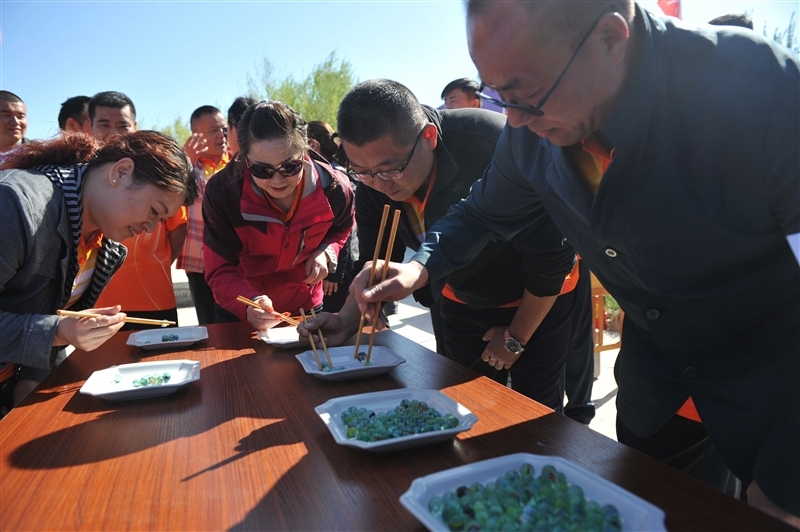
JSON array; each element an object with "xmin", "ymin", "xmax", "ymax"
[
  {"xmin": 227, "ymin": 97, "xmax": 257, "ymax": 130},
  {"xmin": 234, "ymin": 101, "xmax": 308, "ymax": 175},
  {"xmin": 440, "ymin": 78, "xmax": 481, "ymax": 100},
  {"xmin": 88, "ymin": 91, "xmax": 137, "ymax": 122},
  {"xmin": 0, "ymin": 90, "xmax": 24, "ymax": 104},
  {"xmin": 708, "ymin": 13, "xmax": 753, "ymax": 30},
  {"xmin": 337, "ymin": 79, "xmax": 426, "ymax": 148},
  {"xmin": 58, "ymin": 95, "xmax": 91, "ymax": 130},
  {"xmin": 189, "ymin": 105, "xmax": 223, "ymax": 130}
]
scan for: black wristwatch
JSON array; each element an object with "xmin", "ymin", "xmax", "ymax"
[{"xmin": 503, "ymin": 328, "xmax": 526, "ymax": 355}]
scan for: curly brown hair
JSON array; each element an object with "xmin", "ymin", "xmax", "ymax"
[{"xmin": 1, "ymin": 131, "xmax": 197, "ymax": 205}]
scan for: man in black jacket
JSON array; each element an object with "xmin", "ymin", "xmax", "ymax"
[{"xmin": 301, "ymin": 79, "xmax": 587, "ymax": 412}]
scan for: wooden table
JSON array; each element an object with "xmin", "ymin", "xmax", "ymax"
[{"xmin": 0, "ymin": 323, "xmax": 789, "ymax": 531}]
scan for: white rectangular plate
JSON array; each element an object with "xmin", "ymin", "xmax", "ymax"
[
  {"xmin": 258, "ymin": 326, "xmax": 303, "ymax": 347},
  {"xmin": 315, "ymin": 389, "xmax": 477, "ymax": 452},
  {"xmin": 399, "ymin": 453, "xmax": 666, "ymax": 531},
  {"xmin": 80, "ymin": 360, "xmax": 201, "ymax": 401},
  {"xmin": 126, "ymin": 326, "xmax": 208, "ymax": 350},
  {"xmin": 296, "ymin": 345, "xmax": 405, "ymax": 380}
]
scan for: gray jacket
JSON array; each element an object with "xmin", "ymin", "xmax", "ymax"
[{"xmin": 0, "ymin": 168, "xmax": 126, "ymax": 369}]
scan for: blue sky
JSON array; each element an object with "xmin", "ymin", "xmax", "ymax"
[{"xmin": 2, "ymin": 0, "xmax": 796, "ymax": 140}]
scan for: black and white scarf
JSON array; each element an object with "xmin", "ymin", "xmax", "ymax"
[{"xmin": 35, "ymin": 164, "xmax": 127, "ymax": 310}]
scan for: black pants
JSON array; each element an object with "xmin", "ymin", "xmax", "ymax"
[
  {"xmin": 119, "ymin": 308, "xmax": 179, "ymax": 331},
  {"xmin": 617, "ymin": 415, "xmax": 734, "ymax": 494},
  {"xmin": 187, "ymin": 272, "xmax": 216, "ymax": 325},
  {"xmin": 564, "ymin": 261, "xmax": 596, "ymax": 424},
  {"xmin": 434, "ymin": 290, "xmax": 574, "ymax": 412}
]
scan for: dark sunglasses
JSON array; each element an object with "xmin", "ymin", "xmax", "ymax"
[{"xmin": 246, "ymin": 157, "xmax": 304, "ymax": 180}]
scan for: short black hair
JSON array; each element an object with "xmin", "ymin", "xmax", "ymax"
[
  {"xmin": 0, "ymin": 90, "xmax": 24, "ymax": 104},
  {"xmin": 88, "ymin": 91, "xmax": 136, "ymax": 122},
  {"xmin": 58, "ymin": 95, "xmax": 91, "ymax": 130},
  {"xmin": 227, "ymin": 97, "xmax": 257, "ymax": 130},
  {"xmin": 440, "ymin": 78, "xmax": 481, "ymax": 100},
  {"xmin": 337, "ymin": 79, "xmax": 426, "ymax": 148},
  {"xmin": 190, "ymin": 105, "xmax": 223, "ymax": 130},
  {"xmin": 708, "ymin": 13, "xmax": 753, "ymax": 30}
]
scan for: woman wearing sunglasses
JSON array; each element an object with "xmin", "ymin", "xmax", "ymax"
[{"xmin": 202, "ymin": 101, "xmax": 354, "ymax": 330}]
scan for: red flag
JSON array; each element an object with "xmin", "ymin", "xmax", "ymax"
[{"xmin": 658, "ymin": 0, "xmax": 681, "ymax": 18}]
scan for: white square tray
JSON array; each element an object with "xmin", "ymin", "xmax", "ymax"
[
  {"xmin": 79, "ymin": 360, "xmax": 201, "ymax": 401},
  {"xmin": 297, "ymin": 345, "xmax": 405, "ymax": 380},
  {"xmin": 126, "ymin": 326, "xmax": 208, "ymax": 350}
]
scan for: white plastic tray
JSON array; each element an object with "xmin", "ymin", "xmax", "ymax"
[
  {"xmin": 258, "ymin": 326, "xmax": 303, "ymax": 347},
  {"xmin": 315, "ymin": 389, "xmax": 478, "ymax": 452},
  {"xmin": 297, "ymin": 345, "xmax": 405, "ymax": 380},
  {"xmin": 126, "ymin": 326, "xmax": 208, "ymax": 350},
  {"xmin": 80, "ymin": 359, "xmax": 201, "ymax": 401},
  {"xmin": 399, "ymin": 453, "xmax": 667, "ymax": 531}
]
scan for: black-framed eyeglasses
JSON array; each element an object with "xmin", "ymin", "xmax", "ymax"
[
  {"xmin": 246, "ymin": 156, "xmax": 304, "ymax": 180},
  {"xmin": 347, "ymin": 129, "xmax": 424, "ymax": 183},
  {"xmin": 477, "ymin": 6, "xmax": 617, "ymax": 117}
]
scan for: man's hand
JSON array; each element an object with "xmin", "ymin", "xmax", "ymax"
[
  {"xmin": 297, "ymin": 312, "xmax": 353, "ymax": 347},
  {"xmin": 55, "ymin": 305, "xmax": 126, "ymax": 351},
  {"xmin": 183, "ymin": 133, "xmax": 208, "ymax": 165},
  {"xmin": 304, "ymin": 250, "xmax": 329, "ymax": 285},
  {"xmin": 481, "ymin": 326, "xmax": 521, "ymax": 370},
  {"xmin": 246, "ymin": 295, "xmax": 282, "ymax": 332},
  {"xmin": 350, "ymin": 260, "xmax": 428, "ymax": 321}
]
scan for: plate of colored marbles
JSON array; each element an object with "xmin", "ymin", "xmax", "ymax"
[
  {"xmin": 399, "ymin": 453, "xmax": 667, "ymax": 532},
  {"xmin": 79, "ymin": 359, "xmax": 201, "ymax": 401},
  {"xmin": 258, "ymin": 326, "xmax": 303, "ymax": 347},
  {"xmin": 126, "ymin": 326, "xmax": 208, "ymax": 350},
  {"xmin": 314, "ymin": 389, "xmax": 477, "ymax": 452},
  {"xmin": 296, "ymin": 345, "xmax": 406, "ymax": 380}
]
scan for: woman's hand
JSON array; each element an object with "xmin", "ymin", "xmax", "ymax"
[
  {"xmin": 55, "ymin": 305, "xmax": 126, "ymax": 351},
  {"xmin": 323, "ymin": 280, "xmax": 338, "ymax": 296},
  {"xmin": 246, "ymin": 295, "xmax": 282, "ymax": 331},
  {"xmin": 297, "ymin": 312, "xmax": 351, "ymax": 347},
  {"xmin": 304, "ymin": 250, "xmax": 329, "ymax": 285},
  {"xmin": 481, "ymin": 326, "xmax": 521, "ymax": 370}
]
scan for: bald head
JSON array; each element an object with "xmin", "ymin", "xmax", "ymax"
[{"xmin": 466, "ymin": 0, "xmax": 636, "ymax": 145}]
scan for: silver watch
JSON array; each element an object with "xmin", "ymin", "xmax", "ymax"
[{"xmin": 503, "ymin": 328, "xmax": 526, "ymax": 355}]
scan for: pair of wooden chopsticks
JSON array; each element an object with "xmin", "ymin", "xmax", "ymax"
[
  {"xmin": 236, "ymin": 296, "xmax": 333, "ymax": 371},
  {"xmin": 353, "ymin": 204, "xmax": 402, "ymax": 364},
  {"xmin": 235, "ymin": 296, "xmax": 301, "ymax": 326},
  {"xmin": 56, "ymin": 309, "xmax": 176, "ymax": 327}
]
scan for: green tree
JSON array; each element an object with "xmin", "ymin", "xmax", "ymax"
[
  {"xmin": 152, "ymin": 116, "xmax": 191, "ymax": 146},
  {"xmin": 764, "ymin": 12, "xmax": 798, "ymax": 52},
  {"xmin": 247, "ymin": 51, "xmax": 357, "ymax": 130}
]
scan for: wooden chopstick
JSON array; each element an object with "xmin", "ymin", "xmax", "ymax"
[
  {"xmin": 353, "ymin": 205, "xmax": 391, "ymax": 359},
  {"xmin": 299, "ymin": 309, "xmax": 324, "ymax": 370},
  {"xmin": 56, "ymin": 309, "xmax": 175, "ymax": 327},
  {"xmin": 236, "ymin": 296, "xmax": 300, "ymax": 326},
  {"xmin": 366, "ymin": 209, "xmax": 402, "ymax": 364},
  {"xmin": 310, "ymin": 307, "xmax": 333, "ymax": 369}
]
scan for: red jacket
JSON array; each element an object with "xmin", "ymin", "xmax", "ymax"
[{"xmin": 203, "ymin": 155, "xmax": 354, "ymax": 321}]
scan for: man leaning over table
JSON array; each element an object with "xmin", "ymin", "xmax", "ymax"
[
  {"xmin": 348, "ymin": 0, "xmax": 800, "ymax": 524},
  {"xmin": 299, "ymin": 79, "xmax": 588, "ymax": 414}
]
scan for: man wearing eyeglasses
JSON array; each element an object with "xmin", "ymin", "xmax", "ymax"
[
  {"xmin": 351, "ymin": 0, "xmax": 799, "ymax": 523},
  {"xmin": 178, "ymin": 105, "xmax": 230, "ymax": 325},
  {"xmin": 301, "ymin": 79, "xmax": 588, "ymax": 416}
]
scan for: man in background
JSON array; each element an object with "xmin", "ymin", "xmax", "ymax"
[
  {"xmin": 57, "ymin": 96, "xmax": 92, "ymax": 135},
  {"xmin": 89, "ymin": 91, "xmax": 137, "ymax": 141},
  {"xmin": 178, "ymin": 105, "xmax": 230, "ymax": 325},
  {"xmin": 0, "ymin": 91, "xmax": 29, "ymax": 164},
  {"xmin": 440, "ymin": 78, "xmax": 482, "ymax": 109},
  {"xmin": 91, "ymin": 91, "xmax": 187, "ymax": 328}
]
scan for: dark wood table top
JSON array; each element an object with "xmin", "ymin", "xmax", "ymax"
[{"xmin": 0, "ymin": 322, "xmax": 789, "ymax": 531}]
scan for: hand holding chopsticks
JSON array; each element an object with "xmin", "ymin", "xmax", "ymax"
[
  {"xmin": 236, "ymin": 295, "xmax": 300, "ymax": 330},
  {"xmin": 354, "ymin": 207, "xmax": 402, "ymax": 363}
]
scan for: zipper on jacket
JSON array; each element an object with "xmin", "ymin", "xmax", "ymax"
[{"xmin": 291, "ymin": 229, "xmax": 307, "ymax": 266}]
